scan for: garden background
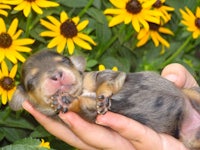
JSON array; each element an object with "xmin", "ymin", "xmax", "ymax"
[{"xmin": 0, "ymin": 0, "xmax": 200, "ymax": 149}]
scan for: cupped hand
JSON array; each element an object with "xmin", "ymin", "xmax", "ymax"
[{"xmin": 22, "ymin": 63, "xmax": 197, "ymax": 150}]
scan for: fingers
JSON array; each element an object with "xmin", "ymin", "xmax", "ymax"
[
  {"xmin": 96, "ymin": 112, "xmax": 188, "ymax": 150},
  {"xmin": 59, "ymin": 112, "xmax": 134, "ymax": 150},
  {"xmin": 22, "ymin": 100, "xmax": 94, "ymax": 150},
  {"xmin": 161, "ymin": 63, "xmax": 199, "ymax": 88}
]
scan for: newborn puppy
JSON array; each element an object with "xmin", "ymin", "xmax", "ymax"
[{"xmin": 9, "ymin": 50, "xmax": 200, "ymax": 150}]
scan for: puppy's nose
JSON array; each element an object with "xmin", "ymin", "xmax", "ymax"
[{"xmin": 50, "ymin": 71, "xmax": 63, "ymax": 81}]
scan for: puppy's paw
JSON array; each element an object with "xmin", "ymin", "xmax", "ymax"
[
  {"xmin": 96, "ymin": 95, "xmax": 112, "ymax": 114},
  {"xmin": 50, "ymin": 93, "xmax": 73, "ymax": 113}
]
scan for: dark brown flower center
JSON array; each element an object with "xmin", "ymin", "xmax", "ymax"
[
  {"xmin": 0, "ymin": 33, "xmax": 12, "ymax": 48},
  {"xmin": 149, "ymin": 22, "xmax": 160, "ymax": 31},
  {"xmin": 126, "ymin": 0, "xmax": 142, "ymax": 14},
  {"xmin": 0, "ymin": 77, "xmax": 15, "ymax": 91},
  {"xmin": 60, "ymin": 19, "xmax": 78, "ymax": 38},
  {"xmin": 195, "ymin": 18, "xmax": 200, "ymax": 29},
  {"xmin": 153, "ymin": 0, "xmax": 162, "ymax": 8}
]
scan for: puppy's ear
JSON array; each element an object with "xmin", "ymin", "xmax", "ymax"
[
  {"xmin": 9, "ymin": 84, "xmax": 29, "ymax": 111},
  {"xmin": 70, "ymin": 56, "xmax": 86, "ymax": 72}
]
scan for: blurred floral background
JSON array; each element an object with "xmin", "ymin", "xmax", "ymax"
[{"xmin": 0, "ymin": 0, "xmax": 200, "ymax": 149}]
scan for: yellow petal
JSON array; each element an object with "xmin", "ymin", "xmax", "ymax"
[
  {"xmin": 99, "ymin": 64, "xmax": 105, "ymax": 71},
  {"xmin": 9, "ymin": 64, "xmax": 18, "ymax": 78},
  {"xmin": 132, "ymin": 17, "xmax": 140, "ymax": 32},
  {"xmin": 8, "ymin": 18, "xmax": 18, "ymax": 36},
  {"xmin": 8, "ymin": 88, "xmax": 16, "ymax": 101},
  {"xmin": 48, "ymin": 36, "xmax": 63, "ymax": 48},
  {"xmin": 77, "ymin": 20, "xmax": 88, "ymax": 31},
  {"xmin": 47, "ymin": 16, "xmax": 60, "ymax": 26},
  {"xmin": 36, "ymin": 0, "xmax": 59, "ymax": 7},
  {"xmin": 67, "ymin": 38, "xmax": 75, "ymax": 55},
  {"xmin": 196, "ymin": 7, "xmax": 200, "ymax": 18},
  {"xmin": 112, "ymin": 66, "xmax": 118, "ymax": 71},
  {"xmin": 159, "ymin": 27, "xmax": 174, "ymax": 35},
  {"xmin": 0, "ymin": 50, "xmax": 5, "ymax": 63},
  {"xmin": 137, "ymin": 32, "xmax": 150, "ymax": 47},
  {"xmin": 14, "ymin": 51, "xmax": 26, "ymax": 62},
  {"xmin": 72, "ymin": 16, "xmax": 80, "ymax": 25},
  {"xmin": 151, "ymin": 32, "xmax": 159, "ymax": 47},
  {"xmin": 108, "ymin": 13, "xmax": 126, "ymax": 27},
  {"xmin": 1, "ymin": 90, "xmax": 8, "ymax": 105},
  {"xmin": 155, "ymin": 32, "xmax": 170, "ymax": 47},
  {"xmin": 57, "ymin": 38, "xmax": 67, "ymax": 53},
  {"xmin": 0, "ymin": 18, "xmax": 6, "ymax": 33},
  {"xmin": 5, "ymin": 49, "xmax": 18, "ymax": 64},
  {"xmin": 1, "ymin": 61, "xmax": 8, "ymax": 76},
  {"xmin": 14, "ymin": 1, "xmax": 27, "ymax": 11},
  {"xmin": 13, "ymin": 38, "xmax": 35, "ymax": 46},
  {"xmin": 110, "ymin": 0, "xmax": 126, "ymax": 9},
  {"xmin": 77, "ymin": 33, "xmax": 96, "ymax": 45},
  {"xmin": 12, "ymin": 29, "xmax": 23, "ymax": 40},
  {"xmin": 31, "ymin": 2, "xmax": 43, "ymax": 14},
  {"xmin": 40, "ymin": 31, "xmax": 58, "ymax": 37},
  {"xmin": 0, "ymin": 9, "xmax": 8, "ymax": 16},
  {"xmin": 73, "ymin": 37, "xmax": 92, "ymax": 50},
  {"xmin": 23, "ymin": 3, "xmax": 31, "ymax": 17},
  {"xmin": 14, "ymin": 46, "xmax": 32, "ymax": 52},
  {"xmin": 104, "ymin": 8, "xmax": 124, "ymax": 15},
  {"xmin": 40, "ymin": 19, "xmax": 58, "ymax": 32},
  {"xmin": 60, "ymin": 11, "xmax": 68, "ymax": 23}
]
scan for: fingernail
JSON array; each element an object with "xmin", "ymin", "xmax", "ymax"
[{"xmin": 163, "ymin": 74, "xmax": 177, "ymax": 83}]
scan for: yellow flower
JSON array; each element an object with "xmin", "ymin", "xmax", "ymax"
[
  {"xmin": 99, "ymin": 64, "xmax": 118, "ymax": 71},
  {"xmin": 180, "ymin": 7, "xmax": 200, "ymax": 39},
  {"xmin": 0, "ymin": 3, "xmax": 11, "ymax": 16},
  {"xmin": 0, "ymin": 18, "xmax": 35, "ymax": 63},
  {"xmin": 104, "ymin": 0, "xmax": 162, "ymax": 32},
  {"xmin": 0, "ymin": 61, "xmax": 17, "ymax": 105},
  {"xmin": 39, "ymin": 139, "xmax": 50, "ymax": 149},
  {"xmin": 152, "ymin": 0, "xmax": 174, "ymax": 23},
  {"xmin": 40, "ymin": 11, "xmax": 96, "ymax": 54},
  {"xmin": 13, "ymin": 0, "xmax": 59, "ymax": 17},
  {"xmin": 137, "ymin": 22, "xmax": 174, "ymax": 48}
]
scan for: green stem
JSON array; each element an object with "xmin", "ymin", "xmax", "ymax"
[
  {"xmin": 78, "ymin": 0, "xmax": 94, "ymax": 17},
  {"xmin": 161, "ymin": 35, "xmax": 192, "ymax": 67},
  {"xmin": 25, "ymin": 12, "xmax": 33, "ymax": 37}
]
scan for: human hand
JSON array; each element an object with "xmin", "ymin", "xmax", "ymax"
[{"xmin": 22, "ymin": 63, "xmax": 197, "ymax": 150}]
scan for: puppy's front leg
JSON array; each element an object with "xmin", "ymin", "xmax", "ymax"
[
  {"xmin": 68, "ymin": 96, "xmax": 97, "ymax": 122},
  {"xmin": 96, "ymin": 72, "xmax": 126, "ymax": 114}
]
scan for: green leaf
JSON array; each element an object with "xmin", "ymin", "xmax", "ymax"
[
  {"xmin": 0, "ymin": 111, "xmax": 35, "ymax": 130},
  {"xmin": 57, "ymin": 0, "xmax": 88, "ymax": 8},
  {"xmin": 0, "ymin": 138, "xmax": 52, "ymax": 150}
]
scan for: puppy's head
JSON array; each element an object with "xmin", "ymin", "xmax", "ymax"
[{"xmin": 9, "ymin": 50, "xmax": 86, "ymax": 115}]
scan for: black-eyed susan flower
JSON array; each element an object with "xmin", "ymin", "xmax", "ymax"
[
  {"xmin": 0, "ymin": 3, "xmax": 11, "ymax": 16},
  {"xmin": 39, "ymin": 139, "xmax": 50, "ymax": 149},
  {"xmin": 152, "ymin": 0, "xmax": 174, "ymax": 23},
  {"xmin": 99, "ymin": 64, "xmax": 118, "ymax": 71},
  {"xmin": 137, "ymin": 22, "xmax": 174, "ymax": 48},
  {"xmin": 13, "ymin": 0, "xmax": 59, "ymax": 17},
  {"xmin": 180, "ymin": 7, "xmax": 200, "ymax": 39},
  {"xmin": 0, "ymin": 61, "xmax": 17, "ymax": 105},
  {"xmin": 40, "ymin": 11, "xmax": 96, "ymax": 54},
  {"xmin": 104, "ymin": 0, "xmax": 162, "ymax": 32},
  {"xmin": 0, "ymin": 18, "xmax": 35, "ymax": 63}
]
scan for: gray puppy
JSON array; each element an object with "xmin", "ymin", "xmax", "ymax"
[{"xmin": 9, "ymin": 50, "xmax": 200, "ymax": 150}]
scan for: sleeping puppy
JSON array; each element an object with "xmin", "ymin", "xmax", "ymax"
[{"xmin": 9, "ymin": 50, "xmax": 200, "ymax": 150}]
